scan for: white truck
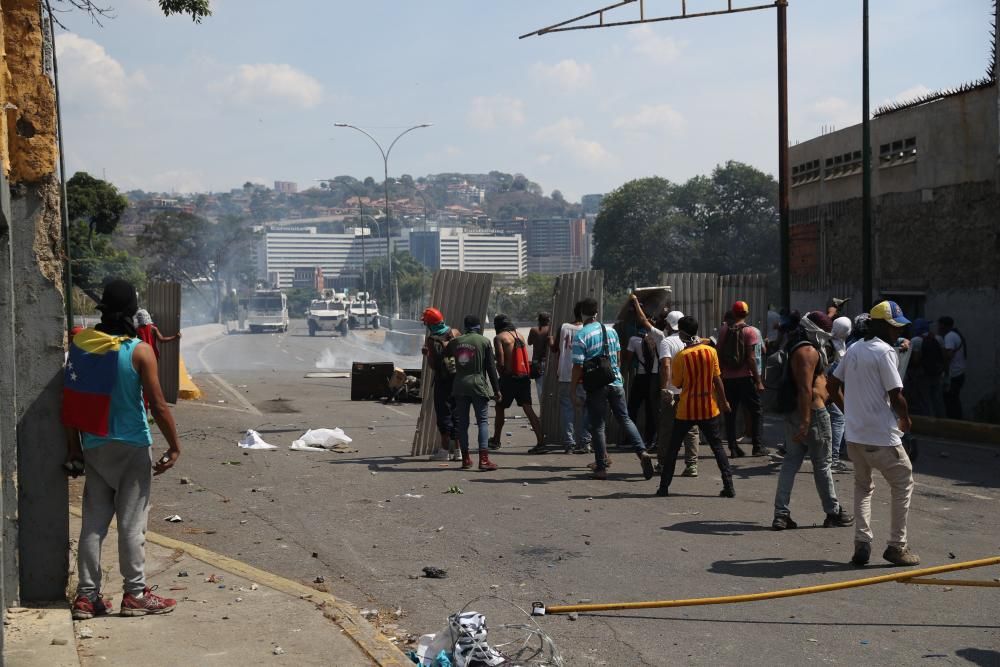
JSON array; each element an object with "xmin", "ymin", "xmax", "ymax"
[
  {"xmin": 307, "ymin": 292, "xmax": 350, "ymax": 337},
  {"xmin": 247, "ymin": 289, "xmax": 289, "ymax": 333},
  {"xmin": 347, "ymin": 292, "xmax": 380, "ymax": 329}
]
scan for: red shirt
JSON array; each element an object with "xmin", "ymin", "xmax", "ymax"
[{"xmin": 136, "ymin": 324, "xmax": 159, "ymax": 359}]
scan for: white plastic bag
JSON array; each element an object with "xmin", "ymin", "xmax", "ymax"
[
  {"xmin": 238, "ymin": 429, "xmax": 278, "ymax": 450},
  {"xmin": 289, "ymin": 427, "xmax": 352, "ymax": 451}
]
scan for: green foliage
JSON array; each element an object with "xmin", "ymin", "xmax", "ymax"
[
  {"xmin": 489, "ymin": 274, "xmax": 557, "ymax": 322},
  {"xmin": 284, "ymin": 288, "xmax": 315, "ymax": 318},
  {"xmin": 67, "ymin": 171, "xmax": 128, "ymax": 235},
  {"xmin": 157, "ymin": 0, "xmax": 211, "ymax": 22},
  {"xmin": 69, "ymin": 221, "xmax": 145, "ymax": 302},
  {"xmin": 592, "ymin": 161, "xmax": 778, "ymax": 293},
  {"xmin": 362, "ymin": 251, "xmax": 430, "ymax": 317}
]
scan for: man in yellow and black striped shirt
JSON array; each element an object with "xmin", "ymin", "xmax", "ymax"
[{"xmin": 657, "ymin": 316, "xmax": 735, "ymax": 498}]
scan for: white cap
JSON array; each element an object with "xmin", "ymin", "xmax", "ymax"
[{"xmin": 666, "ymin": 310, "xmax": 684, "ymax": 330}]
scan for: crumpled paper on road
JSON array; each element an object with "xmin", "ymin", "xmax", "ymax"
[
  {"xmin": 289, "ymin": 428, "xmax": 354, "ymax": 452},
  {"xmin": 238, "ymin": 429, "xmax": 279, "ymax": 450}
]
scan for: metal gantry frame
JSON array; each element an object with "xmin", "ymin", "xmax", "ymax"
[{"xmin": 521, "ymin": 0, "xmax": 792, "ymax": 311}]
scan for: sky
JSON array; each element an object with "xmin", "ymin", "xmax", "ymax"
[{"xmin": 55, "ymin": 0, "xmax": 995, "ymax": 201}]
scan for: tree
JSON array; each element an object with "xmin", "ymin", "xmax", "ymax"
[
  {"xmin": 362, "ymin": 251, "xmax": 429, "ymax": 316},
  {"xmin": 137, "ymin": 213, "xmax": 256, "ymax": 322},
  {"xmin": 66, "ymin": 172, "xmax": 141, "ymax": 301},
  {"xmin": 54, "ymin": 0, "xmax": 211, "ymax": 26},
  {"xmin": 591, "ymin": 163, "xmax": 778, "ymax": 292}
]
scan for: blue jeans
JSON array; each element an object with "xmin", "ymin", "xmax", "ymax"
[
  {"xmin": 559, "ymin": 381, "xmax": 591, "ymax": 449},
  {"xmin": 584, "ymin": 384, "xmax": 645, "ymax": 471},
  {"xmin": 455, "ymin": 395, "xmax": 490, "ymax": 456},
  {"xmin": 774, "ymin": 408, "xmax": 841, "ymax": 518},
  {"xmin": 827, "ymin": 402, "xmax": 846, "ymax": 462}
]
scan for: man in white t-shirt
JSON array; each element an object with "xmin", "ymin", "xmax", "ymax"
[
  {"xmin": 655, "ymin": 310, "xmax": 700, "ymax": 477},
  {"xmin": 829, "ymin": 300, "xmax": 918, "ymax": 568},
  {"xmin": 936, "ymin": 316, "xmax": 966, "ymax": 420},
  {"xmin": 623, "ymin": 295, "xmax": 668, "ymax": 451},
  {"xmin": 551, "ymin": 302, "xmax": 590, "ymax": 454}
]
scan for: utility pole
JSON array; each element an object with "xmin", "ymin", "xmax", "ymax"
[{"xmin": 861, "ymin": 0, "xmax": 874, "ymax": 309}]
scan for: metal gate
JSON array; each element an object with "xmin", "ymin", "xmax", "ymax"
[
  {"xmin": 411, "ymin": 270, "xmax": 493, "ymax": 456},
  {"xmin": 661, "ymin": 273, "xmax": 770, "ymax": 339},
  {"xmin": 540, "ymin": 270, "xmax": 604, "ymax": 445},
  {"xmin": 146, "ymin": 282, "xmax": 181, "ymax": 404}
]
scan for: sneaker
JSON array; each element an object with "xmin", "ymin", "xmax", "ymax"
[
  {"xmin": 883, "ymin": 545, "xmax": 921, "ymax": 567},
  {"xmin": 851, "ymin": 541, "xmax": 871, "ymax": 566},
  {"xmin": 447, "ymin": 451, "xmax": 460, "ymax": 462},
  {"xmin": 730, "ymin": 446, "xmax": 747, "ymax": 458},
  {"xmin": 830, "ymin": 460, "xmax": 851, "ymax": 474},
  {"xmin": 681, "ymin": 464, "xmax": 698, "ymax": 477},
  {"xmin": 120, "ymin": 586, "xmax": 176, "ymax": 617},
  {"xmin": 591, "ymin": 468, "xmax": 608, "ymax": 480},
  {"xmin": 823, "ymin": 507, "xmax": 855, "ymax": 527},
  {"xmin": 488, "ymin": 437, "xmax": 501, "ymax": 451},
  {"xmin": 771, "ymin": 515, "xmax": 798, "ymax": 531},
  {"xmin": 430, "ymin": 449, "xmax": 449, "ymax": 462},
  {"xmin": 72, "ymin": 594, "xmax": 112, "ymax": 620},
  {"xmin": 719, "ymin": 487, "xmax": 736, "ymax": 498},
  {"xmin": 527, "ymin": 444, "xmax": 547, "ymax": 454},
  {"xmin": 655, "ymin": 486, "xmax": 669, "ymax": 497},
  {"xmin": 752, "ymin": 445, "xmax": 767, "ymax": 457},
  {"xmin": 572, "ymin": 445, "xmax": 588, "ymax": 454},
  {"xmin": 638, "ymin": 452, "xmax": 655, "ymax": 480}
]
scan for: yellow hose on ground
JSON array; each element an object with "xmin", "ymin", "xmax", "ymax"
[{"xmin": 534, "ymin": 555, "xmax": 1000, "ymax": 615}]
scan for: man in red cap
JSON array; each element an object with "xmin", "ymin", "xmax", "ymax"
[
  {"xmin": 421, "ymin": 307, "xmax": 461, "ymax": 461},
  {"xmin": 717, "ymin": 301, "xmax": 765, "ymax": 457}
]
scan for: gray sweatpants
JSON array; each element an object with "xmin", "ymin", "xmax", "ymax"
[{"xmin": 77, "ymin": 442, "xmax": 152, "ymax": 598}]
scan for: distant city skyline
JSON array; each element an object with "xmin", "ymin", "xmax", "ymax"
[{"xmin": 56, "ymin": 0, "xmax": 993, "ymax": 200}]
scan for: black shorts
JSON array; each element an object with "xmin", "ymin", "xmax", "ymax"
[{"xmin": 499, "ymin": 375, "xmax": 532, "ymax": 409}]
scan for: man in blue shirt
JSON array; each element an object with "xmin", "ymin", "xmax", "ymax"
[{"xmin": 571, "ymin": 297, "xmax": 655, "ymax": 480}]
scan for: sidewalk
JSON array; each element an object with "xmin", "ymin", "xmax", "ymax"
[{"xmin": 5, "ymin": 511, "xmax": 411, "ymax": 666}]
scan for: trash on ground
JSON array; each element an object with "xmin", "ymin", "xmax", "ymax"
[
  {"xmin": 445, "ymin": 486, "xmax": 464, "ymax": 494},
  {"xmin": 177, "ymin": 571, "xmax": 189, "ymax": 577},
  {"xmin": 313, "ymin": 576, "xmax": 325, "ymax": 584},
  {"xmin": 205, "ymin": 574, "xmax": 224, "ymax": 583},
  {"xmin": 51, "ymin": 638, "xmax": 68, "ymax": 646},
  {"xmin": 163, "ymin": 515, "xmax": 183, "ymax": 523},
  {"xmin": 403, "ymin": 493, "xmax": 424, "ymax": 499},
  {"xmin": 238, "ymin": 429, "xmax": 279, "ymax": 450},
  {"xmin": 435, "ymin": 526, "xmax": 445, "ymax": 532},
  {"xmin": 78, "ymin": 627, "xmax": 94, "ymax": 639},
  {"xmin": 290, "ymin": 427, "xmax": 355, "ymax": 452},
  {"xmin": 273, "ymin": 646, "xmax": 285, "ymax": 655},
  {"xmin": 568, "ymin": 612, "xmax": 579, "ymax": 621},
  {"xmin": 422, "ymin": 566, "xmax": 448, "ymax": 579},
  {"xmin": 180, "ymin": 477, "xmax": 192, "ymax": 485},
  {"xmin": 221, "ymin": 460, "xmax": 242, "ymax": 465},
  {"xmin": 360, "ymin": 608, "xmax": 378, "ymax": 619}
]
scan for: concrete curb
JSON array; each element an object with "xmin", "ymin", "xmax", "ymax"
[
  {"xmin": 67, "ymin": 506, "xmax": 410, "ymax": 666},
  {"xmin": 912, "ymin": 415, "xmax": 1000, "ymax": 445}
]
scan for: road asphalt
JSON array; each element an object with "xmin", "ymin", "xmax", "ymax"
[{"xmin": 151, "ymin": 321, "xmax": 1000, "ymax": 665}]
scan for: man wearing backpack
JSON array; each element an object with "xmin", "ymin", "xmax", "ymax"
[
  {"xmin": 717, "ymin": 301, "xmax": 765, "ymax": 457},
  {"xmin": 492, "ymin": 313, "xmax": 545, "ymax": 453},
  {"xmin": 829, "ymin": 301, "xmax": 918, "ymax": 567},
  {"xmin": 907, "ymin": 318, "xmax": 945, "ymax": 417},
  {"xmin": 656, "ymin": 316, "xmax": 735, "ymax": 498},
  {"xmin": 448, "ymin": 315, "xmax": 502, "ymax": 470},
  {"xmin": 770, "ymin": 312, "xmax": 854, "ymax": 531},
  {"xmin": 937, "ymin": 316, "xmax": 966, "ymax": 419},
  {"xmin": 622, "ymin": 294, "xmax": 667, "ymax": 453},
  {"xmin": 571, "ymin": 297, "xmax": 655, "ymax": 480},
  {"xmin": 422, "ymin": 307, "xmax": 461, "ymax": 461}
]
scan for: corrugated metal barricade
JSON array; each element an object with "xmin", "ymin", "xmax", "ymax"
[
  {"xmin": 146, "ymin": 282, "xmax": 181, "ymax": 403},
  {"xmin": 540, "ymin": 271, "xmax": 604, "ymax": 446},
  {"xmin": 411, "ymin": 270, "xmax": 493, "ymax": 456},
  {"xmin": 717, "ymin": 274, "xmax": 769, "ymax": 335}
]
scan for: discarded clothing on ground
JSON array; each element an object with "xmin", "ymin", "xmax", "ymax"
[
  {"xmin": 451, "ymin": 612, "xmax": 505, "ymax": 667},
  {"xmin": 289, "ymin": 427, "xmax": 354, "ymax": 452},
  {"xmin": 238, "ymin": 429, "xmax": 279, "ymax": 450}
]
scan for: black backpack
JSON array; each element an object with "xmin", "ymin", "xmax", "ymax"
[
  {"xmin": 582, "ymin": 324, "xmax": 616, "ymax": 391},
  {"xmin": 428, "ymin": 332, "xmax": 455, "ymax": 376},
  {"xmin": 762, "ymin": 340, "xmax": 813, "ymax": 414},
  {"xmin": 719, "ymin": 323, "xmax": 748, "ymax": 369}
]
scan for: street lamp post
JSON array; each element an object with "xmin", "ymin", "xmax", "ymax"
[{"xmin": 334, "ymin": 122, "xmax": 432, "ymax": 320}]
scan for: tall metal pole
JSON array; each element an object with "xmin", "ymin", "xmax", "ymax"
[
  {"xmin": 359, "ymin": 199, "xmax": 368, "ymax": 327},
  {"xmin": 383, "ymin": 160, "xmax": 393, "ymax": 318},
  {"xmin": 777, "ymin": 0, "xmax": 790, "ymax": 311},
  {"xmin": 861, "ymin": 0, "xmax": 874, "ymax": 309}
]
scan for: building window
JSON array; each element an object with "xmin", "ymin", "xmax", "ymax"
[
  {"xmin": 823, "ymin": 150, "xmax": 863, "ymax": 180},
  {"xmin": 792, "ymin": 159, "xmax": 821, "ymax": 186},
  {"xmin": 879, "ymin": 136, "xmax": 917, "ymax": 167}
]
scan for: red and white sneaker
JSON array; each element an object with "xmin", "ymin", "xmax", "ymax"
[
  {"xmin": 71, "ymin": 594, "xmax": 113, "ymax": 620},
  {"xmin": 120, "ymin": 586, "xmax": 177, "ymax": 617}
]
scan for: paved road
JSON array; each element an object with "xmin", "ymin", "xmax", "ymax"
[{"xmin": 163, "ymin": 328, "xmax": 1000, "ymax": 666}]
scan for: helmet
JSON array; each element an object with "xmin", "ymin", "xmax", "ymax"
[{"xmin": 421, "ymin": 307, "xmax": 444, "ymax": 325}]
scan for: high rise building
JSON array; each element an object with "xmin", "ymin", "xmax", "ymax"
[
  {"xmin": 257, "ymin": 227, "xmax": 386, "ymax": 289},
  {"xmin": 274, "ymin": 181, "xmax": 298, "ymax": 194},
  {"xmin": 408, "ymin": 228, "xmax": 526, "ymax": 282}
]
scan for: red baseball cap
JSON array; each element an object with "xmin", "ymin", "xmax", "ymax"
[{"xmin": 731, "ymin": 301, "xmax": 749, "ymax": 317}]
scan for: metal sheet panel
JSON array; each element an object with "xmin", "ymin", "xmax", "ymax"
[
  {"xmin": 411, "ymin": 270, "xmax": 493, "ymax": 456},
  {"xmin": 718, "ymin": 274, "xmax": 770, "ymax": 334},
  {"xmin": 660, "ymin": 273, "xmax": 719, "ymax": 338},
  {"xmin": 540, "ymin": 271, "xmax": 604, "ymax": 445},
  {"xmin": 146, "ymin": 282, "xmax": 181, "ymax": 404}
]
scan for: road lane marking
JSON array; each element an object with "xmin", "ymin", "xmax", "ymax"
[
  {"xmin": 385, "ymin": 405, "xmax": 412, "ymax": 418},
  {"xmin": 195, "ymin": 336, "xmax": 263, "ymax": 416},
  {"xmin": 67, "ymin": 506, "xmax": 409, "ymax": 666}
]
